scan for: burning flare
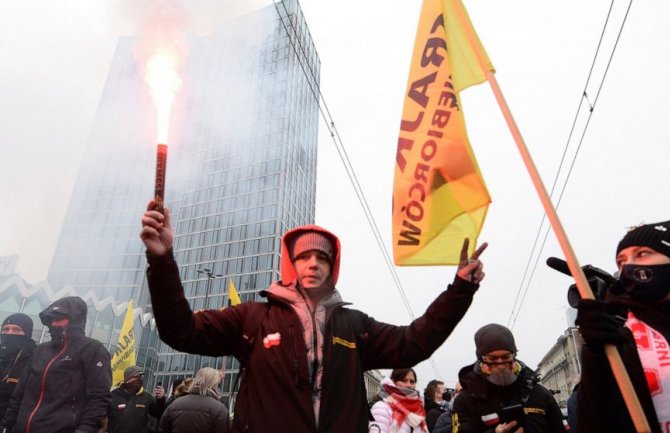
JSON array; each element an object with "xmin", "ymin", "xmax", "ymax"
[{"xmin": 145, "ymin": 49, "xmax": 182, "ymax": 144}]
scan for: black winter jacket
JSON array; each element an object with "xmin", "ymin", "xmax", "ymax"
[
  {"xmin": 107, "ymin": 387, "xmax": 166, "ymax": 433},
  {"xmin": 432, "ymin": 407, "xmax": 453, "ymax": 433},
  {"xmin": 452, "ymin": 362, "xmax": 565, "ymax": 433},
  {"xmin": 577, "ymin": 297, "xmax": 669, "ymax": 433},
  {"xmin": 2, "ymin": 297, "xmax": 112, "ymax": 433},
  {"xmin": 158, "ymin": 393, "xmax": 228, "ymax": 433},
  {"xmin": 0, "ymin": 339, "xmax": 36, "ymax": 419},
  {"xmin": 424, "ymin": 398, "xmax": 447, "ymax": 432},
  {"xmin": 146, "ymin": 251, "xmax": 478, "ymax": 433}
]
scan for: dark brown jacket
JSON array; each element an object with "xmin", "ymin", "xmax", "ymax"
[{"xmin": 146, "ymin": 249, "xmax": 478, "ymax": 433}]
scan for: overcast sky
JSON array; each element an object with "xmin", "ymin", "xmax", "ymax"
[{"xmin": 2, "ymin": 0, "xmax": 669, "ymax": 387}]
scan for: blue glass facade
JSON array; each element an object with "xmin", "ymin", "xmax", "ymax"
[{"xmin": 37, "ymin": 0, "xmax": 321, "ymax": 401}]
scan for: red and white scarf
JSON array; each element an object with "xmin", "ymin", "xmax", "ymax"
[
  {"xmin": 382, "ymin": 382, "xmax": 428, "ymax": 433},
  {"xmin": 626, "ymin": 312, "xmax": 670, "ymax": 427}
]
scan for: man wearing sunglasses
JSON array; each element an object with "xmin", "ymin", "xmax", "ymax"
[{"xmin": 451, "ymin": 324, "xmax": 566, "ymax": 433}]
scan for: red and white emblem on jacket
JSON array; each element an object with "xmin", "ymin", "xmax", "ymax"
[
  {"xmin": 481, "ymin": 413, "xmax": 499, "ymax": 426},
  {"xmin": 263, "ymin": 332, "xmax": 281, "ymax": 349}
]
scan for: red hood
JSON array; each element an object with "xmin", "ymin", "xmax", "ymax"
[{"xmin": 281, "ymin": 225, "xmax": 341, "ymax": 285}]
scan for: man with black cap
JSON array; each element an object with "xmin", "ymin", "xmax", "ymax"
[
  {"xmin": 575, "ymin": 221, "xmax": 670, "ymax": 433},
  {"xmin": 140, "ymin": 200, "xmax": 487, "ymax": 433},
  {"xmin": 0, "ymin": 314, "xmax": 36, "ymax": 419},
  {"xmin": 0, "ymin": 296, "xmax": 111, "ymax": 433},
  {"xmin": 451, "ymin": 323, "xmax": 565, "ymax": 433},
  {"xmin": 107, "ymin": 365, "xmax": 166, "ymax": 433}
]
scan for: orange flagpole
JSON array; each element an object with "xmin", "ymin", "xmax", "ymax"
[{"xmin": 448, "ymin": 1, "xmax": 650, "ymax": 431}]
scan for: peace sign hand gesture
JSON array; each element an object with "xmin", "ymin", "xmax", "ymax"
[{"xmin": 456, "ymin": 238, "xmax": 488, "ymax": 284}]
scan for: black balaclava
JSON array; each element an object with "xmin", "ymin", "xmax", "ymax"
[
  {"xmin": 0, "ymin": 313, "xmax": 33, "ymax": 362},
  {"xmin": 122, "ymin": 366, "xmax": 144, "ymax": 394},
  {"xmin": 46, "ymin": 313, "xmax": 70, "ymax": 348},
  {"xmin": 39, "ymin": 296, "xmax": 88, "ymax": 348},
  {"xmin": 123, "ymin": 377, "xmax": 143, "ymax": 394},
  {"xmin": 616, "ymin": 221, "xmax": 670, "ymax": 302}
]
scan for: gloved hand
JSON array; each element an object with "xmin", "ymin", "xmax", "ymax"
[{"xmin": 575, "ymin": 299, "xmax": 627, "ymax": 350}]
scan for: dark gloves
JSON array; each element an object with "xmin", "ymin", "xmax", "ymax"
[{"xmin": 575, "ymin": 299, "xmax": 627, "ymax": 350}]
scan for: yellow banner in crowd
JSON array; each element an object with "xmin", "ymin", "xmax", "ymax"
[
  {"xmin": 111, "ymin": 300, "xmax": 136, "ymax": 386},
  {"xmin": 229, "ymin": 279, "xmax": 242, "ymax": 306},
  {"xmin": 392, "ymin": 0, "xmax": 494, "ymax": 265}
]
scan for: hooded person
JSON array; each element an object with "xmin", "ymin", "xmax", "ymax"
[
  {"xmin": 107, "ymin": 365, "xmax": 166, "ymax": 433},
  {"xmin": 0, "ymin": 296, "xmax": 112, "ymax": 433},
  {"xmin": 0, "ymin": 314, "xmax": 36, "ymax": 419},
  {"xmin": 575, "ymin": 220, "xmax": 670, "ymax": 433},
  {"xmin": 451, "ymin": 324, "xmax": 566, "ymax": 433},
  {"xmin": 141, "ymin": 201, "xmax": 488, "ymax": 433}
]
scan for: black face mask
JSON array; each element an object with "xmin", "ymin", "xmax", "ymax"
[
  {"xmin": 123, "ymin": 380, "xmax": 143, "ymax": 394},
  {"xmin": 48, "ymin": 326, "xmax": 67, "ymax": 348},
  {"xmin": 620, "ymin": 262, "xmax": 670, "ymax": 302},
  {"xmin": 0, "ymin": 334, "xmax": 25, "ymax": 361}
]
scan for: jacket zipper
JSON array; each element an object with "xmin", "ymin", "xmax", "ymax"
[
  {"xmin": 26, "ymin": 331, "xmax": 69, "ymax": 433},
  {"xmin": 306, "ymin": 305, "xmax": 319, "ymax": 389},
  {"xmin": 288, "ymin": 325, "xmax": 299, "ymax": 385}
]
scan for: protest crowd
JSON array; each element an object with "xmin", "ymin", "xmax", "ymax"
[{"xmin": 0, "ymin": 192, "xmax": 666, "ymax": 433}]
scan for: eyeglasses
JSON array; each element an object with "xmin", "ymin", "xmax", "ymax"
[{"xmin": 481, "ymin": 354, "xmax": 515, "ymax": 365}]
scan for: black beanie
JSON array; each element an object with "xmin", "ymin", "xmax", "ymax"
[
  {"xmin": 2, "ymin": 313, "xmax": 33, "ymax": 338},
  {"xmin": 474, "ymin": 323, "xmax": 517, "ymax": 358},
  {"xmin": 616, "ymin": 221, "xmax": 670, "ymax": 259}
]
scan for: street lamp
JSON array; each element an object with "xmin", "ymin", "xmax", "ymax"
[
  {"xmin": 196, "ymin": 267, "xmax": 223, "ymax": 310},
  {"xmin": 195, "ymin": 267, "xmax": 223, "ymax": 372}
]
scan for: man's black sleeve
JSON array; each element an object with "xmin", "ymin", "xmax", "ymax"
[{"xmin": 77, "ymin": 341, "xmax": 112, "ymax": 433}]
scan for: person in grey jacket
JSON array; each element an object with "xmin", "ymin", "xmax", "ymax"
[{"xmin": 158, "ymin": 367, "xmax": 228, "ymax": 433}]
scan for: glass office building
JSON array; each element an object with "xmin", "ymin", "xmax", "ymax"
[{"xmin": 41, "ymin": 0, "xmax": 321, "ymax": 401}]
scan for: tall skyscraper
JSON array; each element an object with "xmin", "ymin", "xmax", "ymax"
[{"xmin": 47, "ymin": 0, "xmax": 321, "ymax": 398}]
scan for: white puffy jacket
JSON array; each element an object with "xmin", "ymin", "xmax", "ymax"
[{"xmin": 369, "ymin": 400, "xmax": 417, "ymax": 433}]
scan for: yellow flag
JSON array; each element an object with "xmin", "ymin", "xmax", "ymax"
[
  {"xmin": 392, "ymin": 0, "xmax": 493, "ymax": 265},
  {"xmin": 228, "ymin": 279, "xmax": 242, "ymax": 306},
  {"xmin": 111, "ymin": 300, "xmax": 136, "ymax": 386}
]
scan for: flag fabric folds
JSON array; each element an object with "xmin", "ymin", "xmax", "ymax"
[
  {"xmin": 228, "ymin": 279, "xmax": 242, "ymax": 306},
  {"xmin": 111, "ymin": 300, "xmax": 136, "ymax": 386},
  {"xmin": 392, "ymin": 0, "xmax": 494, "ymax": 265}
]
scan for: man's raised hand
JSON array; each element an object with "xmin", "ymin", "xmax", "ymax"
[
  {"xmin": 140, "ymin": 200, "xmax": 174, "ymax": 256},
  {"xmin": 456, "ymin": 238, "xmax": 488, "ymax": 284}
]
